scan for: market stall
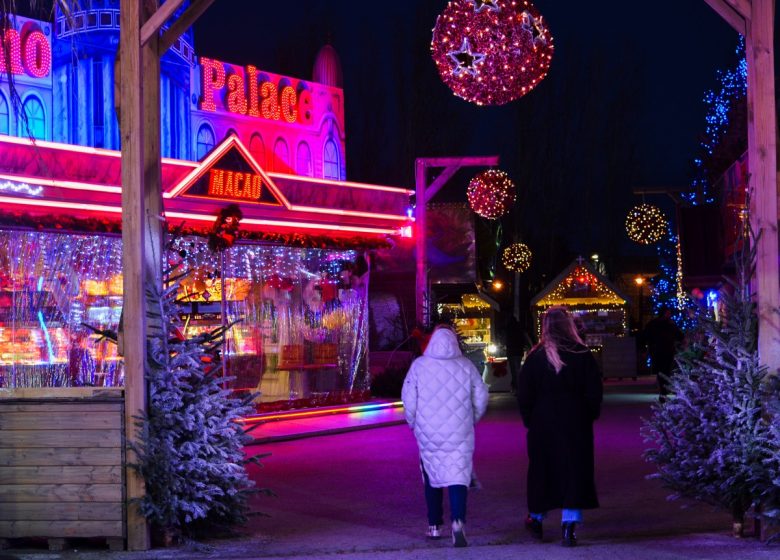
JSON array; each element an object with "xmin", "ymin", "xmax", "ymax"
[
  {"xmin": 0, "ymin": 133, "xmax": 412, "ymax": 406},
  {"xmin": 531, "ymin": 258, "xmax": 635, "ymax": 377}
]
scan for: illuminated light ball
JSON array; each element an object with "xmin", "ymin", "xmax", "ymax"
[
  {"xmin": 625, "ymin": 203, "xmax": 667, "ymax": 245},
  {"xmin": 502, "ymin": 242, "xmax": 532, "ymax": 272},
  {"xmin": 467, "ymin": 169, "xmax": 516, "ymax": 219},
  {"xmin": 431, "ymin": 0, "xmax": 554, "ymax": 106}
]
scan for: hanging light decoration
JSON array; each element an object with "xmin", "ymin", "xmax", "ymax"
[
  {"xmin": 502, "ymin": 242, "xmax": 532, "ymax": 272},
  {"xmin": 625, "ymin": 203, "xmax": 667, "ymax": 245},
  {"xmin": 431, "ymin": 0, "xmax": 554, "ymax": 106},
  {"xmin": 467, "ymin": 169, "xmax": 516, "ymax": 219}
]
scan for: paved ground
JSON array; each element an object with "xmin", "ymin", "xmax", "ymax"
[{"xmin": 4, "ymin": 379, "xmax": 779, "ymax": 559}]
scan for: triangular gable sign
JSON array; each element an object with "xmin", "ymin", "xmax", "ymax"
[{"xmin": 166, "ymin": 135, "xmax": 289, "ymax": 208}]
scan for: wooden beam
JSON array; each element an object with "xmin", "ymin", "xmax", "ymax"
[
  {"xmin": 702, "ymin": 0, "xmax": 747, "ymax": 34},
  {"xmin": 425, "ymin": 165, "xmax": 459, "ymax": 203},
  {"xmin": 139, "ymin": 0, "xmax": 186, "ymax": 47},
  {"xmin": 416, "ymin": 156, "xmax": 499, "ymax": 168},
  {"xmin": 725, "ymin": 0, "xmax": 753, "ymax": 18},
  {"xmin": 160, "ymin": 0, "xmax": 216, "ymax": 54}
]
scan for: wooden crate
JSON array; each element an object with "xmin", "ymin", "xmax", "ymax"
[{"xmin": 0, "ymin": 388, "xmax": 125, "ymax": 548}]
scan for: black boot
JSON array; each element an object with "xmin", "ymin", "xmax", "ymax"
[
  {"xmin": 524, "ymin": 515, "xmax": 543, "ymax": 541},
  {"xmin": 561, "ymin": 522, "xmax": 577, "ymax": 547}
]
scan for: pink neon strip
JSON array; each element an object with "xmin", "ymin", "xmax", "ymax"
[
  {"xmin": 239, "ymin": 400, "xmax": 403, "ymax": 423},
  {"xmin": 269, "ymin": 171, "xmax": 414, "ymax": 194},
  {"xmin": 0, "ymin": 195, "xmax": 121, "ymax": 213},
  {"xmin": 0, "ymin": 173, "xmax": 122, "ymax": 194}
]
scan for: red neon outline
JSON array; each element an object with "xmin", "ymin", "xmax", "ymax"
[
  {"xmin": 164, "ymin": 210, "xmax": 400, "ymax": 235},
  {"xmin": 0, "ymin": 195, "xmax": 121, "ymax": 213}
]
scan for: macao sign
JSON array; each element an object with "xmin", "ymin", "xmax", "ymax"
[
  {"xmin": 0, "ymin": 27, "xmax": 51, "ymax": 78},
  {"xmin": 208, "ymin": 168, "xmax": 265, "ymax": 201},
  {"xmin": 199, "ymin": 57, "xmax": 312, "ymax": 126}
]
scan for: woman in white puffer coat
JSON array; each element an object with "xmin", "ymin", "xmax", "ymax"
[{"xmin": 402, "ymin": 326, "xmax": 489, "ymax": 547}]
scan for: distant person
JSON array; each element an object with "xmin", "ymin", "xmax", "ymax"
[
  {"xmin": 504, "ymin": 314, "xmax": 532, "ymax": 394},
  {"xmin": 517, "ymin": 306, "xmax": 603, "ymax": 547},
  {"xmin": 402, "ymin": 325, "xmax": 489, "ymax": 548},
  {"xmin": 641, "ymin": 306, "xmax": 684, "ymax": 400}
]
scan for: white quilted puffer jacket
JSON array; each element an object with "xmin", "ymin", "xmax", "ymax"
[{"xmin": 402, "ymin": 328, "xmax": 489, "ymax": 488}]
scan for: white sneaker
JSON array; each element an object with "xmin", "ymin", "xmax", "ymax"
[
  {"xmin": 451, "ymin": 520, "xmax": 468, "ymax": 547},
  {"xmin": 426, "ymin": 525, "xmax": 442, "ymax": 539}
]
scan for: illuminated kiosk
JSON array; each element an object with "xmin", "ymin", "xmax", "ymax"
[
  {"xmin": 531, "ymin": 258, "xmax": 635, "ymax": 378},
  {"xmin": 0, "ymin": 133, "xmax": 411, "ymax": 400},
  {"xmin": 0, "ymin": 8, "xmax": 413, "ymax": 403}
]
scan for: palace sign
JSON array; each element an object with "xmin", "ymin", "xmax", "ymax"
[
  {"xmin": 0, "ymin": 25, "xmax": 51, "ymax": 78},
  {"xmin": 199, "ymin": 57, "xmax": 313, "ymax": 126}
]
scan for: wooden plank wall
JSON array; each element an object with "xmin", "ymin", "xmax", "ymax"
[{"xmin": 0, "ymin": 396, "xmax": 125, "ymax": 541}]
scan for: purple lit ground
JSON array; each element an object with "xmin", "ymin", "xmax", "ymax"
[{"xmin": 230, "ymin": 380, "xmax": 776, "ymax": 559}]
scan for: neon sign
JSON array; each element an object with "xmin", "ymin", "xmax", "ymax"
[
  {"xmin": 199, "ymin": 57, "xmax": 311, "ymax": 125},
  {"xmin": 0, "ymin": 27, "xmax": 51, "ymax": 78},
  {"xmin": 208, "ymin": 169, "xmax": 264, "ymax": 201}
]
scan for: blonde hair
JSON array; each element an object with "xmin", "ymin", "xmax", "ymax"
[{"xmin": 536, "ymin": 306, "xmax": 586, "ymax": 373}]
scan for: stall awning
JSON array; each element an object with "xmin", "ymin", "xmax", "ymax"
[{"xmin": 0, "ymin": 134, "xmax": 413, "ymax": 241}]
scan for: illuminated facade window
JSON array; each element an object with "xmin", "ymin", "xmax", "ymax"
[
  {"xmin": 297, "ymin": 141, "xmax": 313, "ymax": 177},
  {"xmin": 273, "ymin": 138, "xmax": 289, "ymax": 173},
  {"xmin": 196, "ymin": 123, "xmax": 215, "ymax": 160},
  {"xmin": 323, "ymin": 138, "xmax": 340, "ymax": 180},
  {"xmin": 0, "ymin": 92, "xmax": 8, "ymax": 135},
  {"xmin": 92, "ymin": 58, "xmax": 104, "ymax": 147},
  {"xmin": 20, "ymin": 95, "xmax": 45, "ymax": 140},
  {"xmin": 249, "ymin": 133, "xmax": 265, "ymax": 167}
]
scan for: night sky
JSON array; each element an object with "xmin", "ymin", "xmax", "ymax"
[{"xmin": 194, "ymin": 0, "xmax": 744, "ymax": 275}]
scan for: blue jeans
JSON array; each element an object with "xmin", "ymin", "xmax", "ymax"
[
  {"xmin": 530, "ymin": 509, "xmax": 583, "ymax": 523},
  {"xmin": 422, "ymin": 464, "xmax": 467, "ymax": 525}
]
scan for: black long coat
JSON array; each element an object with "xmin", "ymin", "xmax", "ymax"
[{"xmin": 517, "ymin": 345, "xmax": 603, "ymax": 513}]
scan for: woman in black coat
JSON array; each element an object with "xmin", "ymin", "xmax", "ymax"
[{"xmin": 517, "ymin": 306, "xmax": 603, "ymax": 547}]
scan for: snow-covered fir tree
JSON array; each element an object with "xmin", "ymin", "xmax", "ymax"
[
  {"xmin": 129, "ymin": 257, "xmax": 266, "ymax": 539},
  {"xmin": 763, "ymin": 372, "xmax": 780, "ymax": 532},
  {"xmin": 642, "ymin": 241, "xmax": 773, "ymax": 534}
]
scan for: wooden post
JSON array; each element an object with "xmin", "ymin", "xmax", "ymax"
[
  {"xmin": 745, "ymin": 0, "xmax": 780, "ymax": 377},
  {"xmin": 414, "ymin": 156, "xmax": 499, "ymax": 327},
  {"xmin": 119, "ymin": 0, "xmax": 164, "ymax": 550}
]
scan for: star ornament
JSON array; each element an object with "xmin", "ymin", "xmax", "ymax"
[
  {"xmin": 447, "ymin": 38, "xmax": 486, "ymax": 77},
  {"xmin": 521, "ymin": 11, "xmax": 548, "ymax": 46},
  {"xmin": 470, "ymin": 0, "xmax": 501, "ymax": 14}
]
